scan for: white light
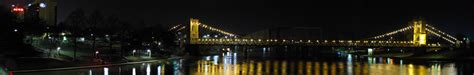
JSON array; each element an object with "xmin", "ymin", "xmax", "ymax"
[
  {"xmin": 157, "ymin": 66, "xmax": 162, "ymax": 75},
  {"xmin": 213, "ymin": 55, "xmax": 219, "ymax": 65},
  {"xmin": 40, "ymin": 3, "xmax": 46, "ymax": 8},
  {"xmin": 95, "ymin": 51, "xmax": 99, "ymax": 54},
  {"xmin": 88, "ymin": 70, "xmax": 92, "ymax": 75},
  {"xmin": 28, "ymin": 4, "xmax": 32, "ymax": 7},
  {"xmin": 132, "ymin": 68, "xmax": 136, "ymax": 75},
  {"xmin": 206, "ymin": 56, "xmax": 211, "ymax": 60},
  {"xmin": 57, "ymin": 47, "xmax": 61, "ymax": 51},
  {"xmin": 60, "ymin": 36, "xmax": 66, "ymax": 41},
  {"xmin": 147, "ymin": 49, "xmax": 151, "ymax": 53},
  {"xmin": 14, "ymin": 29, "xmax": 18, "ymax": 32},
  {"xmin": 146, "ymin": 64, "xmax": 150, "ymax": 75},
  {"xmin": 104, "ymin": 67, "xmax": 109, "ymax": 75},
  {"xmin": 368, "ymin": 48, "xmax": 373, "ymax": 55},
  {"xmin": 79, "ymin": 37, "xmax": 85, "ymax": 42}
]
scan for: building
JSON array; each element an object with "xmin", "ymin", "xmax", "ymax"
[{"xmin": 3, "ymin": 0, "xmax": 57, "ymax": 25}]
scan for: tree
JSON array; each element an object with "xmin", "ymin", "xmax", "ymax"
[
  {"xmin": 63, "ymin": 8, "xmax": 87, "ymax": 60},
  {"xmin": 87, "ymin": 11, "xmax": 105, "ymax": 54}
]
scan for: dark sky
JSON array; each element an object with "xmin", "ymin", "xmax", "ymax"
[{"xmin": 57, "ymin": 0, "xmax": 474, "ymax": 38}]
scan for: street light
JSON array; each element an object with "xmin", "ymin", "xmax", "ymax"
[
  {"xmin": 95, "ymin": 51, "xmax": 99, "ymax": 58},
  {"xmin": 132, "ymin": 49, "xmax": 136, "ymax": 56},
  {"xmin": 56, "ymin": 47, "xmax": 61, "ymax": 56},
  {"xmin": 147, "ymin": 49, "xmax": 151, "ymax": 57}
]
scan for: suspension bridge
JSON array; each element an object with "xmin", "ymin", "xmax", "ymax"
[{"xmin": 168, "ymin": 18, "xmax": 464, "ymax": 47}]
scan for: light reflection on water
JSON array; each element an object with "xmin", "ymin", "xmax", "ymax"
[
  {"xmin": 11, "ymin": 50, "xmax": 473, "ymax": 75},
  {"xmin": 191, "ymin": 52, "xmax": 461, "ymax": 75}
]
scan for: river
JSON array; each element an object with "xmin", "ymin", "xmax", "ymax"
[{"xmin": 11, "ymin": 46, "xmax": 474, "ymax": 75}]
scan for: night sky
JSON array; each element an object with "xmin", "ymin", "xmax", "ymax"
[{"xmin": 57, "ymin": 0, "xmax": 474, "ymax": 38}]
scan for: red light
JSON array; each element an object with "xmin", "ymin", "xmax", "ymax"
[
  {"xmin": 12, "ymin": 7, "xmax": 24, "ymax": 12},
  {"xmin": 11, "ymin": 6, "xmax": 24, "ymax": 14}
]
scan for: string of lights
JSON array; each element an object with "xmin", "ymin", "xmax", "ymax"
[
  {"xmin": 200, "ymin": 24, "xmax": 237, "ymax": 37},
  {"xmin": 168, "ymin": 24, "xmax": 182, "ymax": 31},
  {"xmin": 372, "ymin": 26, "xmax": 413, "ymax": 39},
  {"xmin": 426, "ymin": 28, "xmax": 456, "ymax": 44},
  {"xmin": 425, "ymin": 24, "xmax": 459, "ymax": 41}
]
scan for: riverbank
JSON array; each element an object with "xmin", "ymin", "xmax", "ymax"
[{"xmin": 3, "ymin": 54, "xmax": 181, "ymax": 72}]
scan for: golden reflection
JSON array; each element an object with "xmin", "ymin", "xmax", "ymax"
[
  {"xmin": 282, "ymin": 61, "xmax": 287, "ymax": 75},
  {"xmin": 323, "ymin": 62, "xmax": 328, "ymax": 75},
  {"xmin": 298, "ymin": 61, "xmax": 304, "ymax": 75},
  {"xmin": 331, "ymin": 63, "xmax": 336, "ymax": 75},
  {"xmin": 290, "ymin": 62, "xmax": 295, "ymax": 75},
  {"xmin": 363, "ymin": 63, "xmax": 369, "ymax": 75},
  {"xmin": 234, "ymin": 63, "xmax": 239, "ymax": 75},
  {"xmin": 408, "ymin": 64, "xmax": 415, "ymax": 75},
  {"xmin": 315, "ymin": 62, "xmax": 320, "ymax": 75},
  {"xmin": 355, "ymin": 62, "xmax": 361, "ymax": 75},
  {"xmin": 249, "ymin": 61, "xmax": 254, "ymax": 75},
  {"xmin": 193, "ymin": 57, "xmax": 453, "ymax": 75},
  {"xmin": 242, "ymin": 62, "xmax": 247, "ymax": 75},
  {"xmin": 274, "ymin": 61, "xmax": 279, "ymax": 75},
  {"xmin": 338, "ymin": 62, "xmax": 344, "ymax": 75},
  {"xmin": 257, "ymin": 62, "xmax": 262, "ymax": 75},
  {"xmin": 306, "ymin": 62, "xmax": 312, "ymax": 75},
  {"xmin": 265, "ymin": 61, "xmax": 270, "ymax": 75},
  {"xmin": 419, "ymin": 65, "xmax": 426, "ymax": 75}
]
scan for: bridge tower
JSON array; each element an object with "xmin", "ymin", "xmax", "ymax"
[
  {"xmin": 412, "ymin": 19, "xmax": 427, "ymax": 46},
  {"xmin": 190, "ymin": 18, "xmax": 200, "ymax": 44}
]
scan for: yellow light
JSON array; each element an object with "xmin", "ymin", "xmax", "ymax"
[{"xmin": 419, "ymin": 34, "xmax": 426, "ymax": 45}]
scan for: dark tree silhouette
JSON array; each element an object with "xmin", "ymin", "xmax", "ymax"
[
  {"xmin": 87, "ymin": 11, "xmax": 105, "ymax": 54},
  {"xmin": 63, "ymin": 9, "xmax": 87, "ymax": 60}
]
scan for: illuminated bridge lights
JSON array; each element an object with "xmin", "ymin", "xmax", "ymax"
[
  {"xmin": 426, "ymin": 28, "xmax": 456, "ymax": 44},
  {"xmin": 191, "ymin": 19, "xmax": 455, "ymax": 47},
  {"xmin": 372, "ymin": 26, "xmax": 413, "ymax": 39},
  {"xmin": 194, "ymin": 38, "xmax": 447, "ymax": 47},
  {"xmin": 339, "ymin": 40, "xmax": 344, "ymax": 43},
  {"xmin": 200, "ymin": 24, "xmax": 237, "ymax": 37},
  {"xmin": 425, "ymin": 24, "xmax": 458, "ymax": 41}
]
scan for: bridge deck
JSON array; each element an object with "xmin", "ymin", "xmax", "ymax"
[{"xmin": 194, "ymin": 39, "xmax": 443, "ymax": 47}]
